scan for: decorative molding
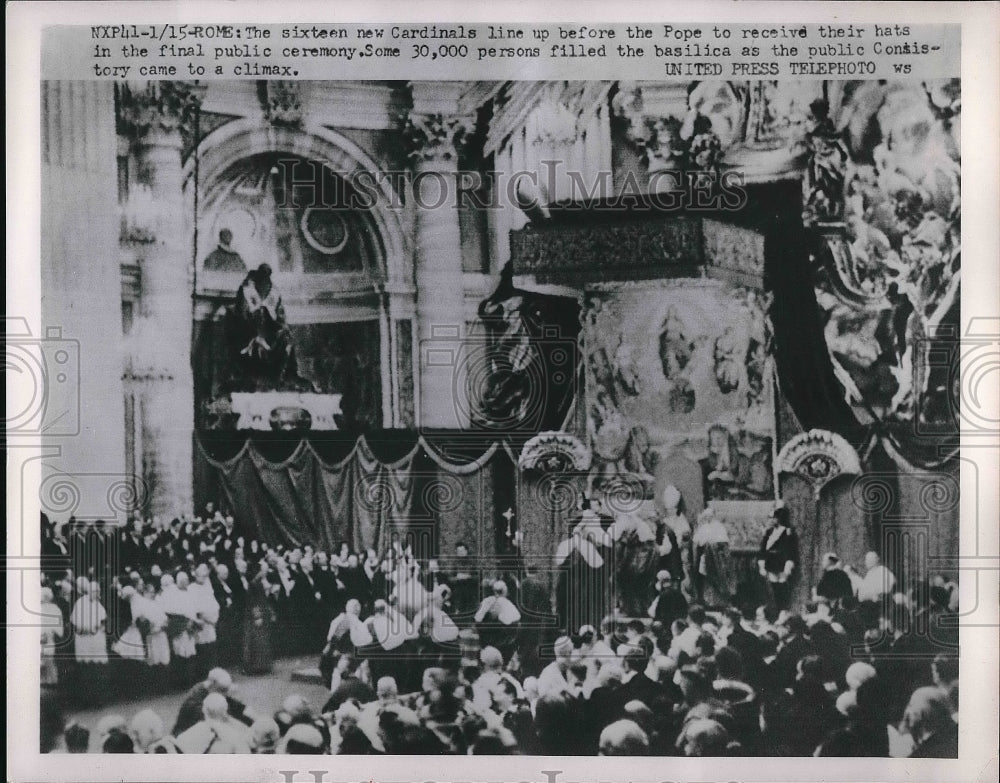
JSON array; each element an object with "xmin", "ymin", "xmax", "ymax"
[
  {"xmin": 119, "ymin": 183, "xmax": 161, "ymax": 244},
  {"xmin": 117, "ymin": 81, "xmax": 208, "ymax": 140},
  {"xmin": 776, "ymin": 428, "xmax": 862, "ymax": 499},
  {"xmin": 702, "ymin": 219, "xmax": 766, "ymax": 288},
  {"xmin": 688, "ymin": 81, "xmax": 749, "ymax": 150},
  {"xmin": 583, "ymin": 275, "xmax": 724, "ymax": 293},
  {"xmin": 230, "ymin": 391, "xmax": 344, "ymax": 430},
  {"xmin": 395, "ymin": 319, "xmax": 415, "ymax": 428},
  {"xmin": 120, "ymin": 262, "xmax": 141, "ymax": 302},
  {"xmin": 801, "ymin": 98, "xmax": 849, "ymax": 228},
  {"xmin": 722, "ymin": 81, "xmax": 815, "ymax": 182},
  {"xmin": 529, "ymin": 84, "xmax": 581, "ymax": 147},
  {"xmin": 405, "ymin": 112, "xmax": 476, "ymax": 163},
  {"xmin": 486, "ymin": 81, "xmax": 612, "ymax": 156},
  {"xmin": 613, "ymin": 82, "xmax": 690, "ymax": 171},
  {"xmin": 519, "ymin": 431, "xmax": 592, "ymax": 473},
  {"xmin": 614, "ymin": 81, "xmax": 749, "ymax": 180},
  {"xmin": 257, "ymin": 81, "xmax": 306, "ymax": 127},
  {"xmin": 300, "ymin": 207, "xmax": 350, "ymax": 255},
  {"xmin": 509, "ymin": 216, "xmax": 703, "ymax": 284},
  {"xmin": 182, "ymin": 110, "xmax": 241, "ymax": 160},
  {"xmin": 485, "ymin": 82, "xmax": 550, "ymax": 154}
]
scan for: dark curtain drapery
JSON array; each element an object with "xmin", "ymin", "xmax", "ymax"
[
  {"xmin": 196, "ymin": 432, "xmax": 510, "ymax": 561},
  {"xmin": 766, "ymin": 218, "xmax": 960, "ymax": 467},
  {"xmin": 766, "ymin": 220, "xmax": 866, "ymax": 446},
  {"xmin": 766, "ymin": 217, "xmax": 961, "ymax": 581}
]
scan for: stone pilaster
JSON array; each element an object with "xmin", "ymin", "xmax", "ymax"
[
  {"xmin": 120, "ymin": 81, "xmax": 206, "ymax": 518},
  {"xmin": 406, "ymin": 83, "xmax": 475, "ymax": 429},
  {"xmin": 40, "ymin": 81, "xmax": 128, "ymax": 522}
]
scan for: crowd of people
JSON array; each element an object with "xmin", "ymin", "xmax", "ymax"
[{"xmin": 39, "ymin": 491, "xmax": 961, "ymax": 757}]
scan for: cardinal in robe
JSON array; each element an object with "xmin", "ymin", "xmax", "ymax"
[
  {"xmin": 608, "ymin": 511, "xmax": 659, "ymax": 617},
  {"xmin": 554, "ymin": 507, "xmax": 611, "ymax": 633},
  {"xmin": 691, "ymin": 507, "xmax": 736, "ymax": 608}
]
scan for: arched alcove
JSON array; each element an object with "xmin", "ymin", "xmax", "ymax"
[
  {"xmin": 183, "ymin": 120, "xmax": 408, "ymax": 285},
  {"xmin": 185, "ymin": 121, "xmax": 411, "ymax": 433}
]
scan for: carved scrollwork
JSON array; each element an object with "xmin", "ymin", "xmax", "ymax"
[
  {"xmin": 801, "ymin": 98, "xmax": 849, "ymax": 227},
  {"xmin": 519, "ymin": 431, "xmax": 592, "ymax": 473},
  {"xmin": 530, "ymin": 85, "xmax": 580, "ymax": 147},
  {"xmin": 116, "ymin": 80, "xmax": 208, "ymax": 139},
  {"xmin": 405, "ymin": 112, "xmax": 476, "ymax": 163},
  {"xmin": 258, "ymin": 81, "xmax": 305, "ymax": 127},
  {"xmin": 776, "ymin": 428, "xmax": 862, "ymax": 499},
  {"xmin": 614, "ymin": 81, "xmax": 747, "ymax": 182}
]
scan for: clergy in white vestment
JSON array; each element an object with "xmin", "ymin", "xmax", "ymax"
[
  {"xmin": 412, "ymin": 584, "xmax": 460, "ymax": 644},
  {"xmin": 365, "ymin": 599, "xmax": 415, "ymax": 651},
  {"xmin": 71, "ymin": 581, "xmax": 108, "ymax": 663},
  {"xmin": 191, "ymin": 563, "xmax": 221, "ymax": 674}
]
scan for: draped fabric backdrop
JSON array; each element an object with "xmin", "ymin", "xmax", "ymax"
[
  {"xmin": 765, "ymin": 217, "xmax": 961, "ymax": 585},
  {"xmin": 196, "ymin": 432, "xmax": 507, "ymax": 562}
]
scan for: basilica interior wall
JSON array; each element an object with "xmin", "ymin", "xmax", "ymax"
[{"xmin": 37, "ymin": 77, "xmax": 962, "ymax": 607}]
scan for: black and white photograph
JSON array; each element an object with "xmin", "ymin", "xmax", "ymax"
[{"xmin": 7, "ymin": 2, "xmax": 999, "ymax": 780}]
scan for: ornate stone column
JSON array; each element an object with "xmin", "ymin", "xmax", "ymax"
[
  {"xmin": 120, "ymin": 81, "xmax": 205, "ymax": 518},
  {"xmin": 406, "ymin": 83, "xmax": 475, "ymax": 429}
]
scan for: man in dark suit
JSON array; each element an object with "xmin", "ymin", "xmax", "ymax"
[
  {"xmin": 443, "ymin": 542, "xmax": 478, "ymax": 620},
  {"xmin": 815, "ymin": 552, "xmax": 855, "ymax": 607},
  {"xmin": 313, "ymin": 551, "xmax": 345, "ymax": 618},
  {"xmin": 289, "ymin": 555, "xmax": 327, "ymax": 654},
  {"xmin": 720, "ymin": 608, "xmax": 766, "ymax": 690},
  {"xmin": 322, "ymin": 654, "xmax": 375, "ymax": 713},
  {"xmin": 119, "ymin": 518, "xmax": 150, "ymax": 574},
  {"xmin": 768, "ymin": 615, "xmax": 816, "ymax": 690},
  {"xmin": 616, "ymin": 647, "xmax": 663, "ymax": 711},
  {"xmin": 212, "ymin": 563, "xmax": 240, "ymax": 666},
  {"xmin": 757, "ymin": 504, "xmax": 799, "ymax": 610},
  {"xmin": 41, "ymin": 515, "xmax": 71, "ymax": 582},
  {"xmin": 173, "ymin": 668, "xmax": 253, "ymax": 736},
  {"xmin": 649, "ymin": 570, "xmax": 689, "ymax": 628}
]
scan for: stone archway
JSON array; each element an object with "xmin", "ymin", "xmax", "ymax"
[
  {"xmin": 184, "ymin": 120, "xmax": 411, "ymax": 430},
  {"xmin": 183, "ymin": 120, "xmax": 408, "ymax": 286}
]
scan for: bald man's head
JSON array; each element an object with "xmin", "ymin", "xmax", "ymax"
[
  {"xmin": 202, "ymin": 693, "xmax": 229, "ymax": 721},
  {"xmin": 598, "ymin": 719, "xmax": 649, "ymax": 756},
  {"xmin": 377, "ymin": 676, "xmax": 399, "ymax": 703},
  {"xmin": 129, "ymin": 709, "xmax": 165, "ymax": 751},
  {"xmin": 680, "ymin": 718, "xmax": 730, "ymax": 757},
  {"xmin": 903, "ymin": 686, "xmax": 955, "ymax": 741},
  {"xmin": 205, "ymin": 668, "xmax": 233, "ymax": 693}
]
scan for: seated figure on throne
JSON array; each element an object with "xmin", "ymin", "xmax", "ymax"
[{"xmin": 226, "ymin": 263, "xmax": 315, "ymax": 392}]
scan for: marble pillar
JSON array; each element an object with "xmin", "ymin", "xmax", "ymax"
[
  {"xmin": 407, "ymin": 84, "xmax": 475, "ymax": 430},
  {"xmin": 39, "ymin": 81, "xmax": 128, "ymax": 522},
  {"xmin": 120, "ymin": 82, "xmax": 205, "ymax": 518}
]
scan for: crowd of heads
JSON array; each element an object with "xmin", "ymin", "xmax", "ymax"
[{"xmin": 40, "ymin": 505, "xmax": 960, "ymax": 757}]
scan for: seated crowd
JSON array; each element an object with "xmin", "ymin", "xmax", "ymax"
[{"xmin": 39, "ymin": 507, "xmax": 960, "ymax": 757}]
